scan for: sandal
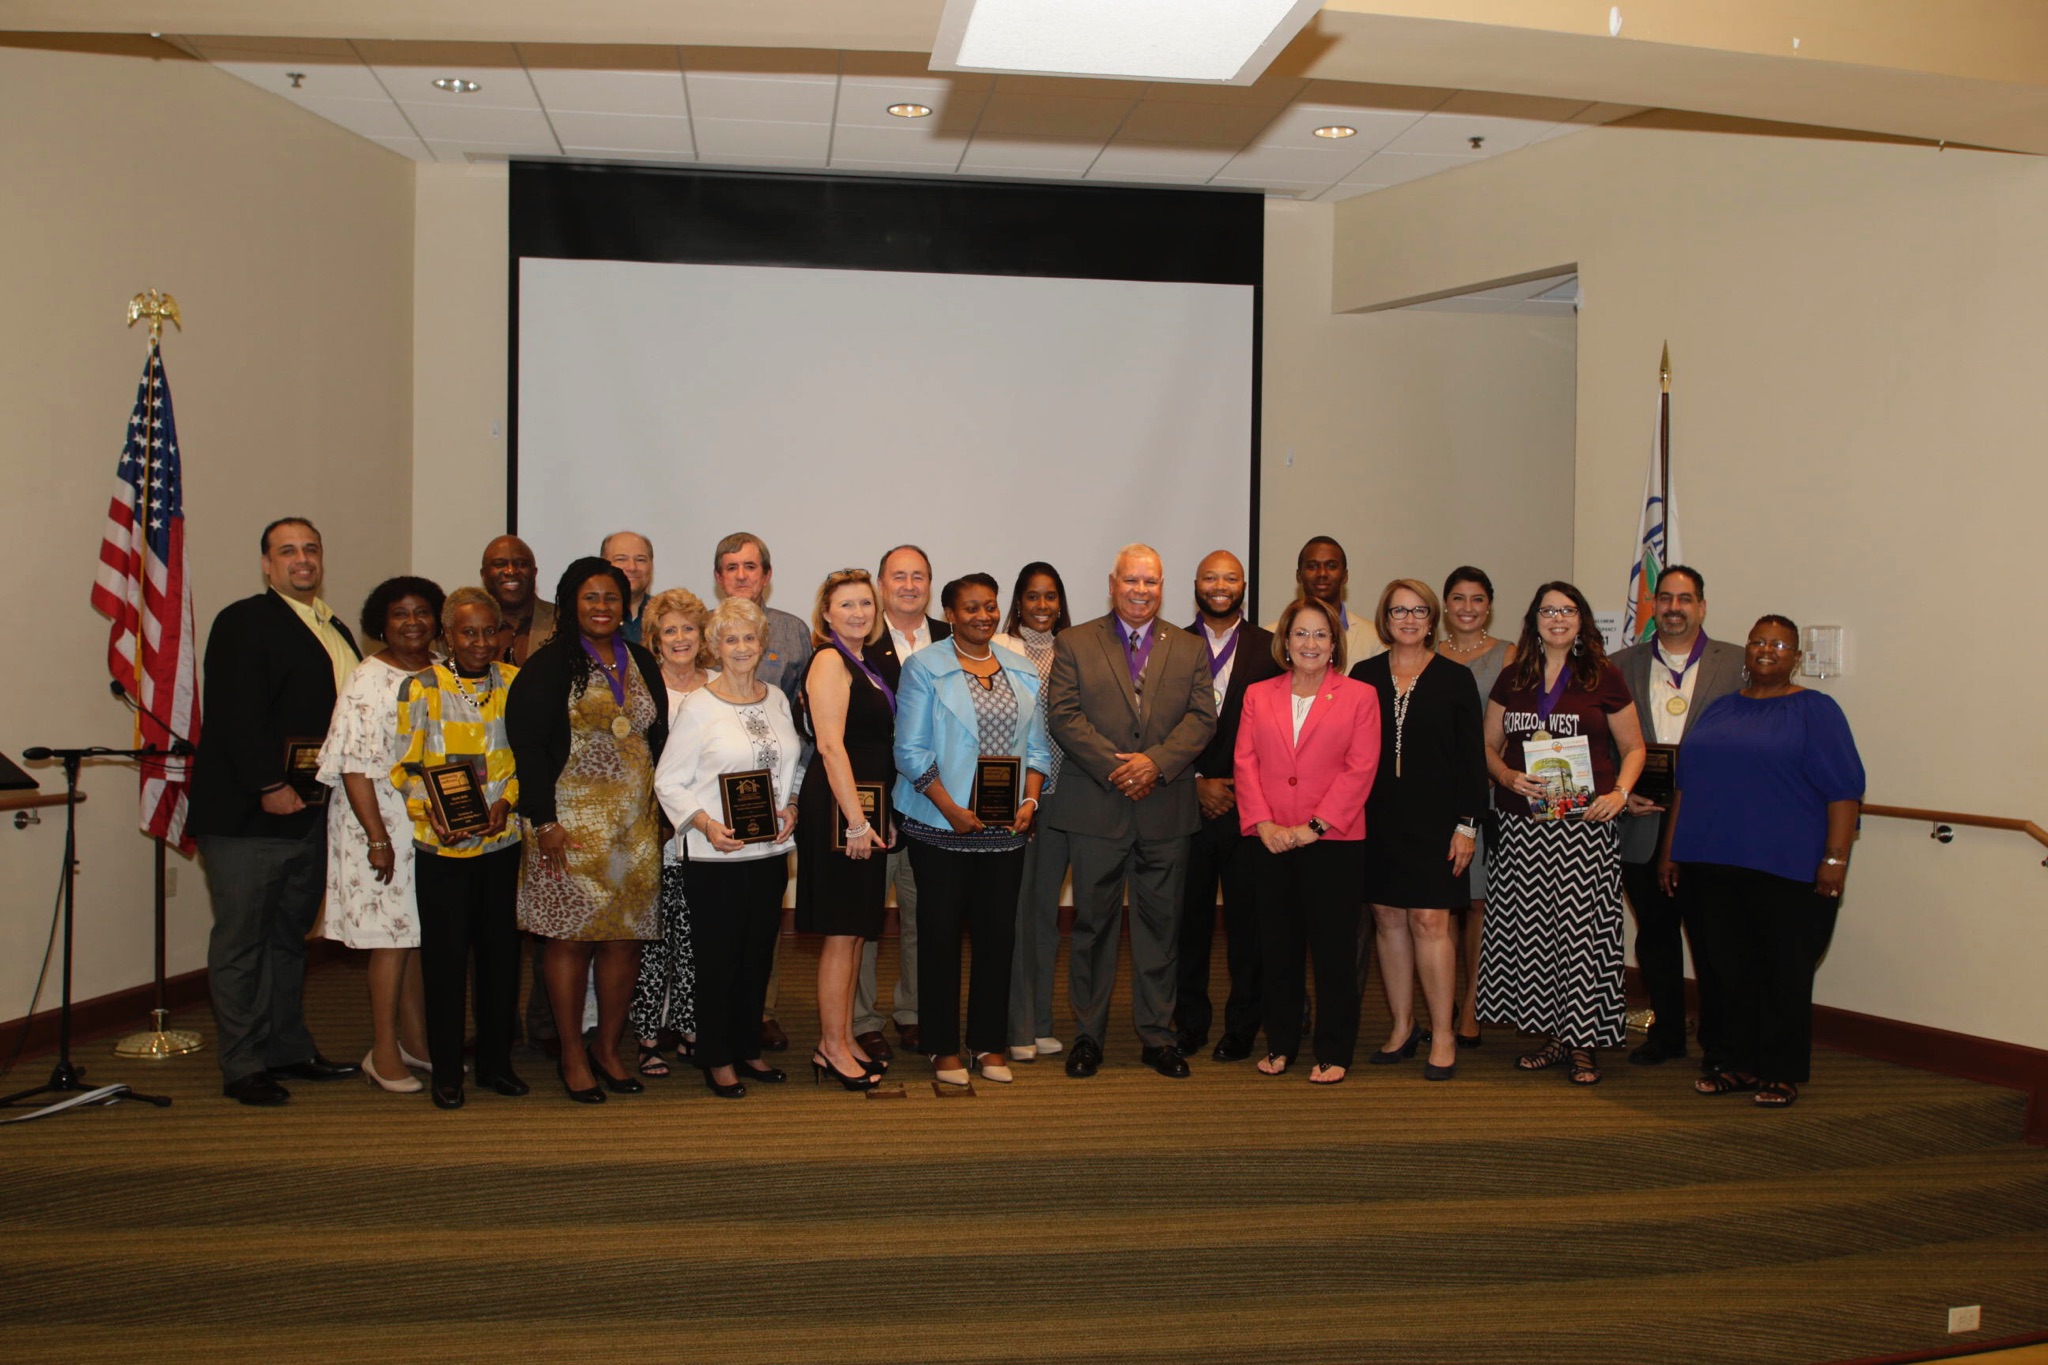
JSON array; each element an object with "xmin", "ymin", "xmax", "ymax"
[
  {"xmin": 636, "ymin": 1041, "xmax": 671, "ymax": 1078},
  {"xmin": 1256, "ymin": 1053, "xmax": 1292, "ymax": 1076},
  {"xmin": 1567, "ymin": 1048, "xmax": 1602, "ymax": 1086},
  {"xmin": 1308, "ymin": 1064, "xmax": 1346, "ymax": 1085},
  {"xmin": 1694, "ymin": 1070, "xmax": 1760, "ymax": 1096},
  {"xmin": 1516, "ymin": 1039, "xmax": 1568, "ymax": 1071},
  {"xmin": 1753, "ymin": 1080, "xmax": 1800, "ymax": 1108}
]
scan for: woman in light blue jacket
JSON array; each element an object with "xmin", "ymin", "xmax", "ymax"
[{"xmin": 894, "ymin": 574, "xmax": 1053, "ymax": 1088}]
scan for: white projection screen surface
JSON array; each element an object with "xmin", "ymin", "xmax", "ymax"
[{"xmin": 515, "ymin": 257, "xmax": 1256, "ymax": 616}]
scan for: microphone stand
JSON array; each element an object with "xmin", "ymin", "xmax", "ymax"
[{"xmin": 1, "ymin": 746, "xmax": 172, "ymax": 1116}]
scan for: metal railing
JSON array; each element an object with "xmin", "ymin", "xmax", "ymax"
[{"xmin": 1864, "ymin": 803, "xmax": 2048, "ymax": 867}]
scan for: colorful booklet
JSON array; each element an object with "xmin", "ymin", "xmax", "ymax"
[{"xmin": 1523, "ymin": 734, "xmax": 1596, "ymax": 821}]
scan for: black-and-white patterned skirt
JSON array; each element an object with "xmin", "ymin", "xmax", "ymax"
[{"xmin": 1476, "ymin": 813, "xmax": 1625, "ymax": 1047}]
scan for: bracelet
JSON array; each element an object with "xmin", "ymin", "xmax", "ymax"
[
  {"xmin": 1455, "ymin": 822, "xmax": 1478, "ymax": 840},
  {"xmin": 533, "ymin": 821, "xmax": 561, "ymax": 835},
  {"xmin": 1019, "ymin": 797, "xmax": 1039, "ymax": 811},
  {"xmin": 366, "ymin": 840, "xmax": 392, "ymax": 852},
  {"xmin": 1822, "ymin": 856, "xmax": 1848, "ymax": 867},
  {"xmin": 844, "ymin": 822, "xmax": 872, "ymax": 839}
]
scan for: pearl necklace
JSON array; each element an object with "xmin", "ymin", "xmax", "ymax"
[
  {"xmin": 1391, "ymin": 669, "xmax": 1421, "ymax": 777},
  {"xmin": 954, "ymin": 642, "xmax": 995, "ymax": 662},
  {"xmin": 1441, "ymin": 632, "xmax": 1491, "ymax": 656}
]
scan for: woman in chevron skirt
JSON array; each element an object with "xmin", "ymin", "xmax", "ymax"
[{"xmin": 1479, "ymin": 582, "xmax": 1646, "ymax": 1086}]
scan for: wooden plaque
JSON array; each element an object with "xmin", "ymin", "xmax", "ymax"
[
  {"xmin": 971, "ymin": 755, "xmax": 1021, "ymax": 826},
  {"xmin": 423, "ymin": 759, "xmax": 492, "ymax": 836},
  {"xmin": 835, "ymin": 782, "xmax": 888, "ymax": 851},
  {"xmin": 719, "ymin": 768, "xmax": 778, "ymax": 844},
  {"xmin": 283, "ymin": 737, "xmax": 327, "ymax": 807}
]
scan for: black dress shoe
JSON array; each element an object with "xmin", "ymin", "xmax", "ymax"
[
  {"xmin": 737, "ymin": 1061, "xmax": 787, "ymax": 1084},
  {"xmin": 1176, "ymin": 1031, "xmax": 1208, "ymax": 1057},
  {"xmin": 222, "ymin": 1072, "xmax": 290, "ymax": 1106},
  {"xmin": 431, "ymin": 1083, "xmax": 465, "ymax": 1110},
  {"xmin": 272, "ymin": 1053, "xmax": 360, "ymax": 1082},
  {"xmin": 588, "ymin": 1046, "xmax": 644, "ymax": 1095},
  {"xmin": 475, "ymin": 1071, "xmax": 529, "ymax": 1097},
  {"xmin": 1630, "ymin": 1039, "xmax": 1687, "ymax": 1067},
  {"xmin": 758, "ymin": 1017, "xmax": 790, "ymax": 1052},
  {"xmin": 854, "ymin": 1030, "xmax": 894, "ymax": 1063},
  {"xmin": 556, "ymin": 1062, "xmax": 606, "ymax": 1105},
  {"xmin": 895, "ymin": 1021, "xmax": 923, "ymax": 1054},
  {"xmin": 1211, "ymin": 1034, "xmax": 1253, "ymax": 1062},
  {"xmin": 1065, "ymin": 1035, "xmax": 1103, "ymax": 1079},
  {"xmin": 1140, "ymin": 1044, "xmax": 1191, "ymax": 1079}
]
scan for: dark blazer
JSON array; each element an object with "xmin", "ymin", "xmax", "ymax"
[
  {"xmin": 503, "ymin": 636, "xmax": 668, "ymax": 827},
  {"xmin": 187, "ymin": 590, "xmax": 360, "ymax": 841},
  {"xmin": 1612, "ymin": 635, "xmax": 1745, "ymax": 862},
  {"xmin": 872, "ymin": 614, "xmax": 951, "ymax": 692},
  {"xmin": 1184, "ymin": 619, "xmax": 1280, "ymax": 783},
  {"xmin": 1042, "ymin": 614, "xmax": 1218, "ymax": 842}
]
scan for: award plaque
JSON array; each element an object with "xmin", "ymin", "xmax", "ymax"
[
  {"xmin": 423, "ymin": 759, "xmax": 493, "ymax": 837},
  {"xmin": 719, "ymin": 768, "xmax": 779, "ymax": 844},
  {"xmin": 970, "ymin": 755, "xmax": 1021, "ymax": 826},
  {"xmin": 835, "ymin": 782, "xmax": 888, "ymax": 851},
  {"xmin": 1635, "ymin": 744, "xmax": 1679, "ymax": 806},
  {"xmin": 283, "ymin": 738, "xmax": 327, "ymax": 806}
]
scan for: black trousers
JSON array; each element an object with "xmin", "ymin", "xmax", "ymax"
[
  {"xmin": 909, "ymin": 840, "xmax": 1024, "ymax": 1059},
  {"xmin": 1175, "ymin": 810, "xmax": 1263, "ymax": 1048},
  {"xmin": 1686, "ymin": 862, "xmax": 1839, "ymax": 1084},
  {"xmin": 1250, "ymin": 838, "xmax": 1367, "ymax": 1069},
  {"xmin": 680, "ymin": 855, "xmax": 788, "ymax": 1069},
  {"xmin": 1620, "ymin": 858, "xmax": 1721, "ymax": 1061},
  {"xmin": 416, "ymin": 844, "xmax": 523, "ymax": 1089}
]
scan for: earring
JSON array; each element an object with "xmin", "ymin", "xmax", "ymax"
[
  {"xmin": 1571, "ymin": 636, "xmax": 1582, "ymax": 656},
  {"xmin": 1740, "ymin": 665, "xmax": 1751, "ymax": 686}
]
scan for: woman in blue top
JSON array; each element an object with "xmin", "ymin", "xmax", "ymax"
[
  {"xmin": 1658, "ymin": 615, "xmax": 1864, "ymax": 1108},
  {"xmin": 894, "ymin": 574, "xmax": 1052, "ymax": 1088}
]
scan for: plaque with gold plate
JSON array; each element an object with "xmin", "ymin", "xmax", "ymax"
[
  {"xmin": 970, "ymin": 756, "xmax": 1021, "ymax": 827},
  {"xmin": 422, "ymin": 759, "xmax": 493, "ymax": 837},
  {"xmin": 283, "ymin": 737, "xmax": 328, "ymax": 806},
  {"xmin": 719, "ymin": 768, "xmax": 779, "ymax": 844},
  {"xmin": 1635, "ymin": 744, "xmax": 1679, "ymax": 807},
  {"xmin": 835, "ymin": 781, "xmax": 888, "ymax": 851}
]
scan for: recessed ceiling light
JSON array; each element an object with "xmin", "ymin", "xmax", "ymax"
[
  {"xmin": 887, "ymin": 102, "xmax": 934, "ymax": 119},
  {"xmin": 432, "ymin": 78, "xmax": 481, "ymax": 94},
  {"xmin": 1312, "ymin": 125, "xmax": 1358, "ymax": 139}
]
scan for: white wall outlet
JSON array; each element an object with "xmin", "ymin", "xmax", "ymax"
[{"xmin": 1948, "ymin": 1305, "xmax": 1981, "ymax": 1334}]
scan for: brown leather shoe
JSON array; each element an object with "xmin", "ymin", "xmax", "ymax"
[
  {"xmin": 895, "ymin": 1021, "xmax": 922, "ymax": 1054},
  {"xmin": 758, "ymin": 1017, "xmax": 790, "ymax": 1053},
  {"xmin": 854, "ymin": 1029, "xmax": 894, "ymax": 1063}
]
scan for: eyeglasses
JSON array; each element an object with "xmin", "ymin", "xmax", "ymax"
[
  {"xmin": 1386, "ymin": 605, "xmax": 1431, "ymax": 620},
  {"xmin": 1746, "ymin": 639, "xmax": 1796, "ymax": 653},
  {"xmin": 1288, "ymin": 628, "xmax": 1333, "ymax": 643},
  {"xmin": 1536, "ymin": 606, "xmax": 1580, "ymax": 620}
]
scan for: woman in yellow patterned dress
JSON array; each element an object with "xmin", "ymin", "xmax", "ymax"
[{"xmin": 505, "ymin": 557, "xmax": 667, "ymax": 1104}]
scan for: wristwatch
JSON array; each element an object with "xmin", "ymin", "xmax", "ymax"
[
  {"xmin": 1455, "ymin": 820, "xmax": 1479, "ymax": 840},
  {"xmin": 1306, "ymin": 817, "xmax": 1329, "ymax": 837}
]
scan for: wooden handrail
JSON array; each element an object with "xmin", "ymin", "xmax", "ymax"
[
  {"xmin": 0, "ymin": 790, "xmax": 82, "ymax": 814},
  {"xmin": 1864, "ymin": 803, "xmax": 2048, "ymax": 851}
]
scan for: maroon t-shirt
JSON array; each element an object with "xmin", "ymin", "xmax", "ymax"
[{"xmin": 1488, "ymin": 660, "xmax": 1634, "ymax": 807}]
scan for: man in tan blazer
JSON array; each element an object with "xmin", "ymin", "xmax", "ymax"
[{"xmin": 1043, "ymin": 544, "xmax": 1217, "ymax": 1079}]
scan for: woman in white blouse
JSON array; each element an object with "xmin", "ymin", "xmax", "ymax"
[{"xmin": 654, "ymin": 597, "xmax": 805, "ymax": 1099}]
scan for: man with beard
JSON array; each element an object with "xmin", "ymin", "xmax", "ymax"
[
  {"xmin": 481, "ymin": 534, "xmax": 553, "ymax": 665},
  {"xmin": 1175, "ymin": 551, "xmax": 1280, "ymax": 1061}
]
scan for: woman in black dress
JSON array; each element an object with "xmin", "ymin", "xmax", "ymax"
[
  {"xmin": 795, "ymin": 569, "xmax": 893, "ymax": 1091},
  {"xmin": 1351, "ymin": 579, "xmax": 1487, "ymax": 1080}
]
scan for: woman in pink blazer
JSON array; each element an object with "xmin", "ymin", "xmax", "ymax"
[{"xmin": 1234, "ymin": 598, "xmax": 1383, "ymax": 1083}]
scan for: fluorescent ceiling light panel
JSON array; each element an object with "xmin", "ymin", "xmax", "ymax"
[{"xmin": 932, "ymin": 0, "xmax": 1324, "ymax": 85}]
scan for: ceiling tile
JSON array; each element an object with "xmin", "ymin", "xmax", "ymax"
[
  {"xmin": 975, "ymin": 91, "xmax": 1134, "ymax": 140},
  {"xmin": 957, "ymin": 161, "xmax": 1085, "ymax": 180},
  {"xmin": 697, "ymin": 151, "xmax": 828, "ymax": 168},
  {"xmin": 1343, "ymin": 150, "xmax": 1473, "ymax": 185},
  {"xmin": 517, "ymin": 43, "xmax": 676, "ymax": 72},
  {"xmin": 1218, "ymin": 142, "xmax": 1371, "ymax": 183},
  {"xmin": 685, "ymin": 72, "xmax": 840, "ymax": 123},
  {"xmin": 1088, "ymin": 143, "xmax": 1236, "ymax": 179},
  {"xmin": 525, "ymin": 67, "xmax": 689, "ymax": 118},
  {"xmin": 1382, "ymin": 112, "xmax": 1549, "ymax": 157},
  {"xmin": 426, "ymin": 138, "xmax": 560, "ymax": 164},
  {"xmin": 831, "ymin": 122, "xmax": 968, "ymax": 167},
  {"xmin": 1319, "ymin": 182, "xmax": 1385, "ymax": 202},
  {"xmin": 212, "ymin": 59, "xmax": 387, "ymax": 103},
  {"xmin": 1253, "ymin": 104, "xmax": 1425, "ymax": 152},
  {"xmin": 957, "ymin": 136, "xmax": 1102, "ymax": 172},
  {"xmin": 368, "ymin": 135, "xmax": 433, "ymax": 161},
  {"xmin": 560, "ymin": 148, "xmax": 699, "ymax": 165},
  {"xmin": 1114, "ymin": 100, "xmax": 1276, "ymax": 147},
  {"xmin": 401, "ymin": 103, "xmax": 556, "ymax": 145},
  {"xmin": 691, "ymin": 116, "xmax": 832, "ymax": 160},
  {"xmin": 836, "ymin": 85, "xmax": 989, "ymax": 131},
  {"xmin": 361, "ymin": 41, "xmax": 539, "ymax": 111},
  {"xmin": 549, "ymin": 111, "xmax": 694, "ymax": 154},
  {"xmin": 287, "ymin": 95, "xmax": 419, "ymax": 140}
]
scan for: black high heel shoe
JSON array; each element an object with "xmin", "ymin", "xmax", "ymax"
[
  {"xmin": 702, "ymin": 1068, "xmax": 747, "ymax": 1099},
  {"xmin": 812, "ymin": 1052, "xmax": 880, "ymax": 1091},
  {"xmin": 556, "ymin": 1062, "xmax": 605, "ymax": 1105},
  {"xmin": 1369, "ymin": 1027, "xmax": 1429, "ymax": 1065},
  {"xmin": 589, "ymin": 1046, "xmax": 644, "ymax": 1095},
  {"xmin": 736, "ymin": 1061, "xmax": 787, "ymax": 1084}
]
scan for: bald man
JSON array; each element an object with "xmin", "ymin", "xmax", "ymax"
[
  {"xmin": 1042, "ymin": 544, "xmax": 1216, "ymax": 1079},
  {"xmin": 481, "ymin": 534, "xmax": 554, "ymax": 665}
]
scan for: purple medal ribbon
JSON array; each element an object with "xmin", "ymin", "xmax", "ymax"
[
  {"xmin": 580, "ymin": 635, "xmax": 629, "ymax": 705},
  {"xmin": 1658, "ymin": 632, "xmax": 1708, "ymax": 690},
  {"xmin": 1535, "ymin": 661, "xmax": 1572, "ymax": 727},
  {"xmin": 1120, "ymin": 618, "xmax": 1156, "ymax": 686},
  {"xmin": 1206, "ymin": 621, "xmax": 1240, "ymax": 679},
  {"xmin": 835, "ymin": 638, "xmax": 897, "ymax": 714}
]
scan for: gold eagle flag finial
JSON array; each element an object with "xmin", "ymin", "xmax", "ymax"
[{"xmin": 127, "ymin": 290, "xmax": 182, "ymax": 344}]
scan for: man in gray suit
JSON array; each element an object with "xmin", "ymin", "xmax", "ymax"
[
  {"xmin": 1044, "ymin": 544, "xmax": 1217, "ymax": 1079},
  {"xmin": 1613, "ymin": 565, "xmax": 1744, "ymax": 1069}
]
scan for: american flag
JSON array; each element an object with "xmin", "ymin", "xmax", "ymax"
[{"xmin": 90, "ymin": 341, "xmax": 201, "ymax": 851}]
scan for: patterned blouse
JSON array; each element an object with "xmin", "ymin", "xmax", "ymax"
[
  {"xmin": 393, "ymin": 662, "xmax": 522, "ymax": 858},
  {"xmin": 996, "ymin": 626, "xmax": 1062, "ymax": 794},
  {"xmin": 903, "ymin": 665, "xmax": 1031, "ymax": 856}
]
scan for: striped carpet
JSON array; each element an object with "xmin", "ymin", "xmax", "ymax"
[{"xmin": 2, "ymin": 934, "xmax": 2045, "ymax": 1364}]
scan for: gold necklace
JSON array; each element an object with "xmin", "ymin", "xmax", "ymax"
[{"xmin": 1442, "ymin": 632, "xmax": 1490, "ymax": 655}]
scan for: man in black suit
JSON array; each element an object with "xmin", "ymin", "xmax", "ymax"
[
  {"xmin": 1612, "ymin": 565, "xmax": 1745, "ymax": 1070},
  {"xmin": 1174, "ymin": 551, "xmax": 1281, "ymax": 1061},
  {"xmin": 188, "ymin": 518, "xmax": 362, "ymax": 1105},
  {"xmin": 1044, "ymin": 544, "xmax": 1217, "ymax": 1079},
  {"xmin": 852, "ymin": 544, "xmax": 953, "ymax": 1061}
]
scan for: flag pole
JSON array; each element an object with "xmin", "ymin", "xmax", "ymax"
[
  {"xmin": 1659, "ymin": 342, "xmax": 1672, "ymax": 536},
  {"xmin": 113, "ymin": 290, "xmax": 201, "ymax": 1062}
]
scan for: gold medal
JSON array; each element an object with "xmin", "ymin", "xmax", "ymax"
[
  {"xmin": 1531, "ymin": 729, "xmax": 1551, "ymax": 742},
  {"xmin": 1666, "ymin": 695, "xmax": 1688, "ymax": 716},
  {"xmin": 610, "ymin": 713, "xmax": 632, "ymax": 739}
]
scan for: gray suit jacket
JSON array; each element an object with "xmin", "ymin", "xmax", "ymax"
[
  {"xmin": 1613, "ymin": 635, "xmax": 1746, "ymax": 862},
  {"xmin": 1043, "ymin": 614, "xmax": 1218, "ymax": 842}
]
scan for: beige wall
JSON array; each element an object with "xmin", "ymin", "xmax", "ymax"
[
  {"xmin": 0, "ymin": 41, "xmax": 414, "ymax": 1015},
  {"xmin": 1257, "ymin": 199, "xmax": 1577, "ymax": 625},
  {"xmin": 1333, "ymin": 126, "xmax": 2048, "ymax": 1048}
]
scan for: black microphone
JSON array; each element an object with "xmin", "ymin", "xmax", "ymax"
[
  {"xmin": 107, "ymin": 679, "xmax": 197, "ymax": 755},
  {"xmin": 22, "ymin": 746, "xmax": 53, "ymax": 761}
]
